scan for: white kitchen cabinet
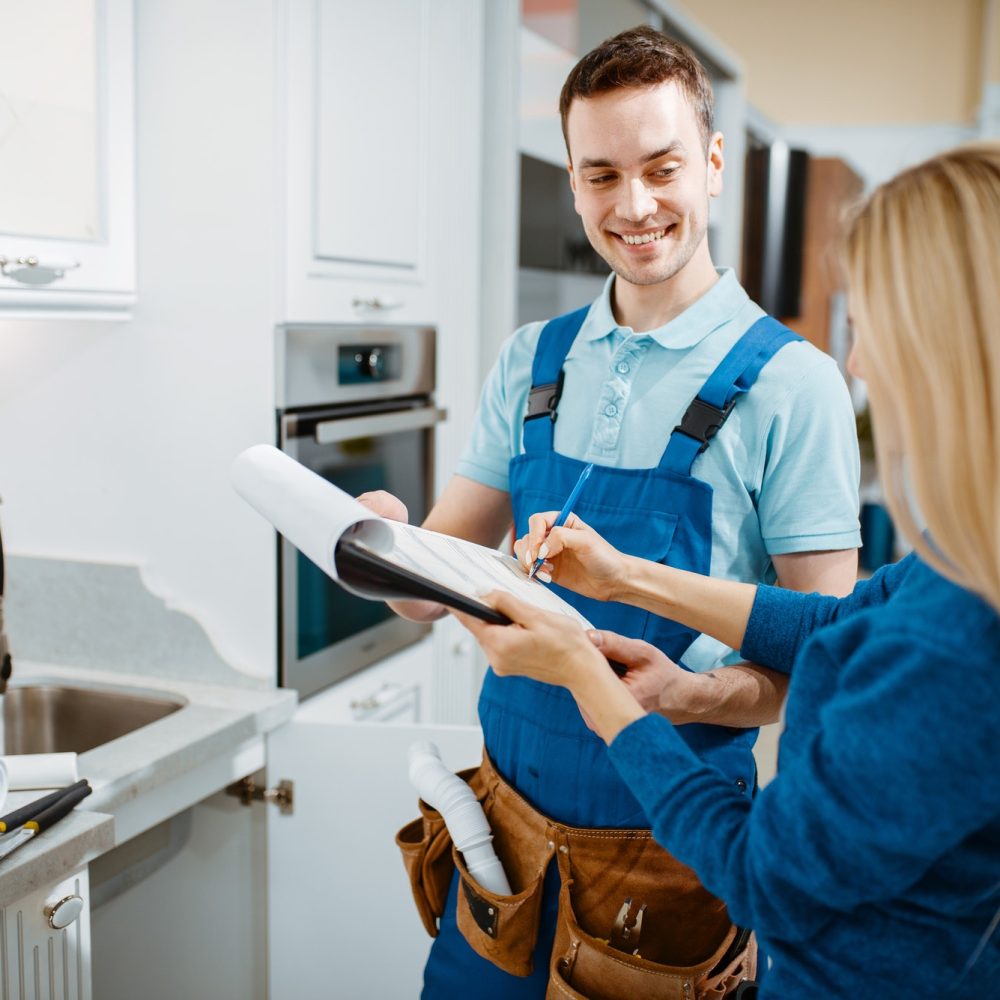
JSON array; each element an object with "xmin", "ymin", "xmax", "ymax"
[
  {"xmin": 0, "ymin": 0, "xmax": 135, "ymax": 319},
  {"xmin": 0, "ymin": 868, "xmax": 92, "ymax": 1000},
  {"xmin": 276, "ymin": 0, "xmax": 479, "ymax": 325},
  {"xmin": 266, "ymin": 708, "xmax": 482, "ymax": 999}
]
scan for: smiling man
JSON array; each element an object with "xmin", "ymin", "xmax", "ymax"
[{"xmin": 367, "ymin": 26, "xmax": 861, "ymax": 1000}]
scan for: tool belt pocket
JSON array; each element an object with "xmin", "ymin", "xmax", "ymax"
[
  {"xmin": 395, "ymin": 798, "xmax": 455, "ymax": 938},
  {"xmin": 548, "ymin": 897, "xmax": 753, "ymax": 1000},
  {"xmin": 453, "ymin": 840, "xmax": 553, "ymax": 977},
  {"xmin": 547, "ymin": 854, "xmax": 755, "ymax": 1000}
]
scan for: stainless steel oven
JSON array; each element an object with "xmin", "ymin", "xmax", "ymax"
[{"xmin": 276, "ymin": 324, "xmax": 444, "ymax": 699}]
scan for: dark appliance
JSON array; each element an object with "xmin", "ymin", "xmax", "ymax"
[
  {"xmin": 276, "ymin": 324, "xmax": 444, "ymax": 699},
  {"xmin": 742, "ymin": 140, "xmax": 809, "ymax": 318}
]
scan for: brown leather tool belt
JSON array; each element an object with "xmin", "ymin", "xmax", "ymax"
[{"xmin": 397, "ymin": 754, "xmax": 755, "ymax": 999}]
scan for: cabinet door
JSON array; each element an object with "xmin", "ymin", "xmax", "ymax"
[
  {"xmin": 0, "ymin": 0, "xmax": 135, "ymax": 318},
  {"xmin": 278, "ymin": 0, "xmax": 482, "ymax": 324},
  {"xmin": 0, "ymin": 868, "xmax": 92, "ymax": 1000},
  {"xmin": 266, "ymin": 718, "xmax": 482, "ymax": 999}
]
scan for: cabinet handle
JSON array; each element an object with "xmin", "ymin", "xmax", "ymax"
[
  {"xmin": 0, "ymin": 255, "xmax": 80, "ymax": 286},
  {"xmin": 351, "ymin": 296, "xmax": 404, "ymax": 312},
  {"xmin": 314, "ymin": 405, "xmax": 446, "ymax": 445},
  {"xmin": 350, "ymin": 682, "xmax": 406, "ymax": 712}
]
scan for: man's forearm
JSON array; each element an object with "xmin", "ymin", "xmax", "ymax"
[{"xmin": 662, "ymin": 663, "xmax": 788, "ymax": 727}]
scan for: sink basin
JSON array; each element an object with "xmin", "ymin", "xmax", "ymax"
[{"xmin": 2, "ymin": 683, "xmax": 186, "ymax": 754}]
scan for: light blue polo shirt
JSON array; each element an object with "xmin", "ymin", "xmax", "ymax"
[{"xmin": 457, "ymin": 269, "xmax": 862, "ymax": 670}]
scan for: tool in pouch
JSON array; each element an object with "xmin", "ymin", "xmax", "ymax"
[
  {"xmin": 0, "ymin": 779, "xmax": 93, "ymax": 862},
  {"xmin": 407, "ymin": 741, "xmax": 511, "ymax": 896}
]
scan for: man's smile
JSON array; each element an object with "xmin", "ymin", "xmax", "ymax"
[{"xmin": 610, "ymin": 224, "xmax": 677, "ymax": 246}]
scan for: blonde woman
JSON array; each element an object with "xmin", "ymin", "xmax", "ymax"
[{"xmin": 455, "ymin": 144, "xmax": 1000, "ymax": 997}]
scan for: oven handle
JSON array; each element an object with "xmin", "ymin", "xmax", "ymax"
[{"xmin": 313, "ymin": 405, "xmax": 447, "ymax": 445}]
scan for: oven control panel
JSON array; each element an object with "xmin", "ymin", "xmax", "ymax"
[{"xmin": 338, "ymin": 343, "xmax": 400, "ymax": 384}]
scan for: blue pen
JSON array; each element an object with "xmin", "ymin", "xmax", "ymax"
[{"xmin": 528, "ymin": 463, "xmax": 594, "ymax": 580}]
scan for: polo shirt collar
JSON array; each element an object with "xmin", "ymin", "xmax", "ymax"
[{"xmin": 579, "ymin": 268, "xmax": 749, "ymax": 349}]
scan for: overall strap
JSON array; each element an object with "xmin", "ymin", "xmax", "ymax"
[
  {"xmin": 661, "ymin": 316, "xmax": 802, "ymax": 475},
  {"xmin": 522, "ymin": 305, "xmax": 591, "ymax": 453}
]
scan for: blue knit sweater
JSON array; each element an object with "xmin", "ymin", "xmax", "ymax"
[{"xmin": 608, "ymin": 554, "xmax": 1000, "ymax": 997}]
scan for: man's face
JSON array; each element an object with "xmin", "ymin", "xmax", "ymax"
[{"xmin": 566, "ymin": 81, "xmax": 723, "ymax": 288}]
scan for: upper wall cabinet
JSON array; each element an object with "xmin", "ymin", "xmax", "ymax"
[
  {"xmin": 0, "ymin": 0, "xmax": 135, "ymax": 319},
  {"xmin": 277, "ymin": 0, "xmax": 442, "ymax": 324}
]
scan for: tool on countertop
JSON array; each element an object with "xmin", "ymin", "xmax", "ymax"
[{"xmin": 0, "ymin": 779, "xmax": 92, "ymax": 862}]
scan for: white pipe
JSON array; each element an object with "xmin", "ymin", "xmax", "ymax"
[{"xmin": 408, "ymin": 741, "xmax": 511, "ymax": 896}]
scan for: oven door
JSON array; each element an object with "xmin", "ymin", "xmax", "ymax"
[{"xmin": 278, "ymin": 401, "xmax": 444, "ymax": 699}]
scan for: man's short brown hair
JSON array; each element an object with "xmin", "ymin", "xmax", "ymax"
[{"xmin": 559, "ymin": 25, "xmax": 715, "ymax": 157}]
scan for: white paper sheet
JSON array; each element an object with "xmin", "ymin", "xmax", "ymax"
[{"xmin": 231, "ymin": 444, "xmax": 591, "ymax": 627}]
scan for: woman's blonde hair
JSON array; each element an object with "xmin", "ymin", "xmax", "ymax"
[{"xmin": 845, "ymin": 142, "xmax": 1000, "ymax": 611}]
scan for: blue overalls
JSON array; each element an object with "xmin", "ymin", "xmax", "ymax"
[{"xmin": 423, "ymin": 308, "xmax": 800, "ymax": 998}]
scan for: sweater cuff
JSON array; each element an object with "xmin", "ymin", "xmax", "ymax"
[
  {"xmin": 740, "ymin": 585, "xmax": 810, "ymax": 675},
  {"xmin": 608, "ymin": 713, "xmax": 698, "ymax": 800}
]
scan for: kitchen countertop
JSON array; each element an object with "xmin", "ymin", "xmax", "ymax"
[{"xmin": 0, "ymin": 658, "xmax": 297, "ymax": 906}]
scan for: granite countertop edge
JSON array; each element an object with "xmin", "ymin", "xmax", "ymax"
[{"xmin": 0, "ymin": 659, "xmax": 297, "ymax": 905}]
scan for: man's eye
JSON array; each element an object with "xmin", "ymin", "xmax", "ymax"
[
  {"xmin": 586, "ymin": 174, "xmax": 615, "ymax": 185},
  {"xmin": 651, "ymin": 167, "xmax": 678, "ymax": 179}
]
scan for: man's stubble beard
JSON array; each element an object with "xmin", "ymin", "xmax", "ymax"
[{"xmin": 585, "ymin": 214, "xmax": 707, "ymax": 288}]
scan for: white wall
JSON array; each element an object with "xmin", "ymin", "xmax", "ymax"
[
  {"xmin": 0, "ymin": 0, "xmax": 278, "ymax": 679},
  {"xmin": 781, "ymin": 122, "xmax": 978, "ymax": 190}
]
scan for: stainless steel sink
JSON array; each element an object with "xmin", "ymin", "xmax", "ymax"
[{"xmin": 2, "ymin": 683, "xmax": 186, "ymax": 754}]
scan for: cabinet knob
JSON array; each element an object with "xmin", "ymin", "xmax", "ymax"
[{"xmin": 45, "ymin": 893, "xmax": 84, "ymax": 929}]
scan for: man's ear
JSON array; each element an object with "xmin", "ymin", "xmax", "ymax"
[
  {"xmin": 567, "ymin": 160, "xmax": 583, "ymax": 214},
  {"xmin": 707, "ymin": 131, "xmax": 724, "ymax": 199}
]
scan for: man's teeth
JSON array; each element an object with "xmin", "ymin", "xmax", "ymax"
[{"xmin": 621, "ymin": 230, "xmax": 666, "ymax": 245}]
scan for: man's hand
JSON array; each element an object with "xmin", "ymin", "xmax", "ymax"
[
  {"xmin": 357, "ymin": 490, "xmax": 409, "ymax": 523},
  {"xmin": 587, "ymin": 631, "xmax": 707, "ymax": 726},
  {"xmin": 513, "ymin": 512, "xmax": 630, "ymax": 600},
  {"xmin": 356, "ymin": 489, "xmax": 447, "ymax": 622}
]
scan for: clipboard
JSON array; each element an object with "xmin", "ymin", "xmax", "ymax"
[
  {"xmin": 335, "ymin": 539, "xmax": 512, "ymax": 625},
  {"xmin": 335, "ymin": 539, "xmax": 627, "ymax": 675}
]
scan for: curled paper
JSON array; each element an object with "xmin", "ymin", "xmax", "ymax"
[{"xmin": 2, "ymin": 752, "xmax": 79, "ymax": 790}]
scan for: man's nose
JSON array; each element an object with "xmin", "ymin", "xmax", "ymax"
[{"xmin": 618, "ymin": 177, "xmax": 658, "ymax": 221}]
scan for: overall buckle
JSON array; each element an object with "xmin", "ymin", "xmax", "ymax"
[
  {"xmin": 674, "ymin": 396, "xmax": 737, "ymax": 453},
  {"xmin": 524, "ymin": 369, "xmax": 566, "ymax": 422}
]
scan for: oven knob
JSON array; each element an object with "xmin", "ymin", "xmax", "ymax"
[{"xmin": 355, "ymin": 347, "xmax": 385, "ymax": 380}]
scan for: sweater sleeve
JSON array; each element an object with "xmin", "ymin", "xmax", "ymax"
[
  {"xmin": 740, "ymin": 554, "xmax": 915, "ymax": 674},
  {"xmin": 607, "ymin": 629, "xmax": 1000, "ymax": 943}
]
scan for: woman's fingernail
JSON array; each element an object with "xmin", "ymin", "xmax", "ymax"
[
  {"xmin": 538, "ymin": 543, "xmax": 549, "ymax": 559},
  {"xmin": 537, "ymin": 570, "xmax": 552, "ymax": 583},
  {"xmin": 586, "ymin": 630, "xmax": 603, "ymax": 647}
]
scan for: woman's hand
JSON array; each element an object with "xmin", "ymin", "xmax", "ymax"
[
  {"xmin": 453, "ymin": 591, "xmax": 646, "ymax": 745},
  {"xmin": 456, "ymin": 591, "xmax": 608, "ymax": 688},
  {"xmin": 513, "ymin": 512, "xmax": 630, "ymax": 601}
]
